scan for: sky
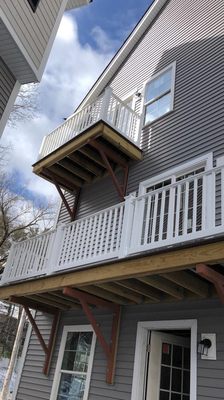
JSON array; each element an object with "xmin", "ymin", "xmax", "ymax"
[{"xmin": 1, "ymin": 0, "xmax": 152, "ymax": 207}]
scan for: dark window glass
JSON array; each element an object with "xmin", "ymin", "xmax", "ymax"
[
  {"xmin": 183, "ymin": 370, "xmax": 190, "ymax": 394},
  {"xmin": 171, "ymin": 393, "xmax": 181, "ymax": 400},
  {"xmin": 184, "ymin": 347, "xmax": 190, "ymax": 369},
  {"xmin": 183, "ymin": 396, "xmax": 190, "ymax": 400},
  {"xmin": 160, "ymin": 366, "xmax": 171, "ymax": 390},
  {"xmin": 171, "ymin": 368, "xmax": 182, "ymax": 392},
  {"xmin": 27, "ymin": 0, "xmax": 40, "ymax": 12},
  {"xmin": 160, "ymin": 390, "xmax": 169, "ymax": 400},
  {"xmin": 173, "ymin": 345, "xmax": 182, "ymax": 368}
]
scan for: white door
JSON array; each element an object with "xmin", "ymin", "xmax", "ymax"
[{"xmin": 146, "ymin": 332, "xmax": 190, "ymax": 400}]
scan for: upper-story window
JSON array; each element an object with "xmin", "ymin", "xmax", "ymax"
[
  {"xmin": 144, "ymin": 62, "xmax": 176, "ymax": 125},
  {"xmin": 27, "ymin": 0, "xmax": 40, "ymax": 12}
]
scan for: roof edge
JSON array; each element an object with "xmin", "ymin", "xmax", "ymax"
[{"xmin": 76, "ymin": 0, "xmax": 168, "ymax": 112}]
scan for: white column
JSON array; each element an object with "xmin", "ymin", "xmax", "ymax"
[
  {"xmin": 46, "ymin": 224, "xmax": 64, "ymax": 275},
  {"xmin": 100, "ymin": 87, "xmax": 112, "ymax": 122},
  {"xmin": 119, "ymin": 194, "xmax": 136, "ymax": 258}
]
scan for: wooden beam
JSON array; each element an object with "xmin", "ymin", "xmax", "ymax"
[
  {"xmin": 41, "ymin": 167, "xmax": 79, "ymax": 193},
  {"xmin": 31, "ymin": 294, "xmax": 70, "ymax": 310},
  {"xmin": 2, "ymin": 241, "xmax": 224, "ymax": 300},
  {"xmin": 49, "ymin": 164, "xmax": 83, "ymax": 187},
  {"xmin": 138, "ymin": 276, "xmax": 184, "ymax": 300},
  {"xmin": 163, "ymin": 271, "xmax": 210, "ymax": 298},
  {"xmin": 24, "ymin": 306, "xmax": 60, "ymax": 375},
  {"xmin": 9, "ymin": 296, "xmax": 58, "ymax": 314},
  {"xmin": 78, "ymin": 146, "xmax": 106, "ymax": 167},
  {"xmin": 69, "ymin": 152, "xmax": 104, "ymax": 176},
  {"xmin": 90, "ymin": 139, "xmax": 127, "ymax": 167},
  {"xmin": 78, "ymin": 285, "xmax": 132, "ymax": 305},
  {"xmin": 196, "ymin": 264, "xmax": 224, "ymax": 303},
  {"xmin": 116, "ymin": 279, "xmax": 161, "ymax": 302},
  {"xmin": 51, "ymin": 292, "xmax": 82, "ymax": 308},
  {"xmin": 102, "ymin": 123, "xmax": 142, "ymax": 161},
  {"xmin": 96, "ymin": 282, "xmax": 144, "ymax": 304},
  {"xmin": 63, "ymin": 286, "xmax": 121, "ymax": 384},
  {"xmin": 58, "ymin": 158, "xmax": 93, "ymax": 183},
  {"xmin": 33, "ymin": 123, "xmax": 104, "ymax": 173}
]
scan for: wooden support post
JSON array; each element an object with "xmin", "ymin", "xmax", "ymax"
[
  {"xmin": 63, "ymin": 287, "xmax": 121, "ymax": 384},
  {"xmin": 196, "ymin": 264, "xmax": 224, "ymax": 304},
  {"xmin": 89, "ymin": 140, "xmax": 129, "ymax": 201},
  {"xmin": 10, "ymin": 295, "xmax": 61, "ymax": 376}
]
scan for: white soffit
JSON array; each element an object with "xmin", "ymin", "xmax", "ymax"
[
  {"xmin": 76, "ymin": 0, "xmax": 168, "ymax": 112},
  {"xmin": 66, "ymin": 0, "xmax": 92, "ymax": 11}
]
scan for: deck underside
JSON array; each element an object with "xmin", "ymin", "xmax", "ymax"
[
  {"xmin": 1, "ymin": 240, "xmax": 224, "ymax": 310},
  {"xmin": 33, "ymin": 121, "xmax": 142, "ymax": 193}
]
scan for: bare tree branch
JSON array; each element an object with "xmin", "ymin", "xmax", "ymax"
[{"xmin": 7, "ymin": 83, "xmax": 40, "ymax": 127}]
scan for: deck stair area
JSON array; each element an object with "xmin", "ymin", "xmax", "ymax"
[{"xmin": 33, "ymin": 87, "xmax": 142, "ymax": 196}]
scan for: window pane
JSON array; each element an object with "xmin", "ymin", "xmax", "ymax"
[
  {"xmin": 160, "ymin": 366, "xmax": 171, "ymax": 390},
  {"xmin": 145, "ymin": 92, "xmax": 171, "ymax": 124},
  {"xmin": 62, "ymin": 332, "xmax": 93, "ymax": 372},
  {"xmin": 171, "ymin": 394, "xmax": 181, "ymax": 400},
  {"xmin": 184, "ymin": 347, "xmax": 190, "ymax": 369},
  {"xmin": 171, "ymin": 368, "xmax": 182, "ymax": 392},
  {"xmin": 173, "ymin": 345, "xmax": 182, "ymax": 368},
  {"xmin": 160, "ymin": 390, "xmax": 170, "ymax": 400},
  {"xmin": 145, "ymin": 69, "xmax": 172, "ymax": 103},
  {"xmin": 57, "ymin": 373, "xmax": 86, "ymax": 400},
  {"xmin": 161, "ymin": 343, "xmax": 172, "ymax": 366},
  {"xmin": 183, "ymin": 370, "xmax": 190, "ymax": 394}
]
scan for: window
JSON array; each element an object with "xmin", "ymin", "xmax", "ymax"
[
  {"xmin": 144, "ymin": 63, "xmax": 176, "ymax": 125},
  {"xmin": 50, "ymin": 326, "xmax": 96, "ymax": 400},
  {"xmin": 27, "ymin": 0, "xmax": 40, "ymax": 12}
]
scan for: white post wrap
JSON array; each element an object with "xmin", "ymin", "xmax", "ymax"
[
  {"xmin": 47, "ymin": 224, "xmax": 64, "ymax": 274},
  {"xmin": 119, "ymin": 193, "xmax": 136, "ymax": 258},
  {"xmin": 204, "ymin": 171, "xmax": 216, "ymax": 232},
  {"xmin": 100, "ymin": 87, "xmax": 112, "ymax": 122}
]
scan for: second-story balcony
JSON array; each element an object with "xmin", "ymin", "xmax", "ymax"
[
  {"xmin": 2, "ymin": 164, "xmax": 224, "ymax": 286},
  {"xmin": 33, "ymin": 87, "xmax": 142, "ymax": 194}
]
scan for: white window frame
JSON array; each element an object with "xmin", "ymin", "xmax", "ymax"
[
  {"xmin": 50, "ymin": 325, "xmax": 96, "ymax": 400},
  {"xmin": 139, "ymin": 152, "xmax": 213, "ymax": 195},
  {"xmin": 131, "ymin": 319, "xmax": 197, "ymax": 400},
  {"xmin": 143, "ymin": 61, "xmax": 176, "ymax": 126}
]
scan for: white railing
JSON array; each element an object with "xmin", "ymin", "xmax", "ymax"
[
  {"xmin": 1, "ymin": 165, "xmax": 224, "ymax": 285},
  {"xmin": 39, "ymin": 87, "xmax": 141, "ymax": 159}
]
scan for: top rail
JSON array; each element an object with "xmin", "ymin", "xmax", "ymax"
[{"xmin": 38, "ymin": 87, "xmax": 141, "ymax": 160}]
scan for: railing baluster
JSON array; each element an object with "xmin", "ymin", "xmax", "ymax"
[
  {"xmin": 183, "ymin": 181, "xmax": 189, "ymax": 236},
  {"xmin": 159, "ymin": 190, "xmax": 166, "ymax": 241},
  {"xmin": 174, "ymin": 185, "xmax": 181, "ymax": 237},
  {"xmin": 143, "ymin": 196, "xmax": 152, "ymax": 245},
  {"xmin": 192, "ymin": 178, "xmax": 198, "ymax": 233}
]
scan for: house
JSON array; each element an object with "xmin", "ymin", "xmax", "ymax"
[
  {"xmin": 1, "ymin": 0, "xmax": 224, "ymax": 399},
  {"xmin": 0, "ymin": 0, "xmax": 92, "ymax": 137}
]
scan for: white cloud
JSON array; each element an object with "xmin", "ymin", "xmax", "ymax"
[{"xmin": 1, "ymin": 14, "xmax": 114, "ymax": 205}]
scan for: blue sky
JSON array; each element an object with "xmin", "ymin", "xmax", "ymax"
[{"xmin": 2, "ymin": 0, "xmax": 152, "ymax": 205}]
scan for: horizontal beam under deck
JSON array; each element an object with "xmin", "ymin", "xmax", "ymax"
[{"xmin": 1, "ymin": 240, "xmax": 224, "ymax": 305}]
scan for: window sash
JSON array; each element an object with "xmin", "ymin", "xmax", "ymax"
[{"xmin": 143, "ymin": 63, "xmax": 176, "ymax": 125}]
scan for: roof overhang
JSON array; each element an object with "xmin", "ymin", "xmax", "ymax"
[{"xmin": 66, "ymin": 0, "xmax": 92, "ymax": 11}]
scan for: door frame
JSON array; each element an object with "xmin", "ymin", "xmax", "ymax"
[{"xmin": 131, "ymin": 319, "xmax": 197, "ymax": 400}]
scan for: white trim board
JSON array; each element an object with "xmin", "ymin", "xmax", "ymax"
[
  {"xmin": 139, "ymin": 152, "xmax": 213, "ymax": 195},
  {"xmin": 0, "ymin": 80, "xmax": 20, "ymax": 138},
  {"xmin": 131, "ymin": 319, "xmax": 197, "ymax": 400}
]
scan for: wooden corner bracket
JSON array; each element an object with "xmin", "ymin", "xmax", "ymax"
[
  {"xmin": 196, "ymin": 263, "xmax": 224, "ymax": 304},
  {"xmin": 10, "ymin": 296, "xmax": 60, "ymax": 375},
  {"xmin": 63, "ymin": 287, "xmax": 121, "ymax": 384}
]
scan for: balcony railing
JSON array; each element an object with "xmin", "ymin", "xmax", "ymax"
[
  {"xmin": 38, "ymin": 87, "xmax": 141, "ymax": 160},
  {"xmin": 1, "ymin": 165, "xmax": 224, "ymax": 285}
]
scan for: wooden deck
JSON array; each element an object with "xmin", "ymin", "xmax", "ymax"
[
  {"xmin": 1, "ymin": 240, "xmax": 224, "ymax": 310},
  {"xmin": 33, "ymin": 121, "xmax": 142, "ymax": 193}
]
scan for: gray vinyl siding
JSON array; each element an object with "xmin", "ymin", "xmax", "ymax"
[
  {"xmin": 66, "ymin": 0, "xmax": 90, "ymax": 10},
  {"xmin": 0, "ymin": 0, "xmax": 63, "ymax": 71},
  {"xmin": 57, "ymin": 0, "xmax": 224, "ymax": 225},
  {"xmin": 0, "ymin": 57, "xmax": 16, "ymax": 119},
  {"xmin": 16, "ymin": 299, "xmax": 224, "ymax": 400}
]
